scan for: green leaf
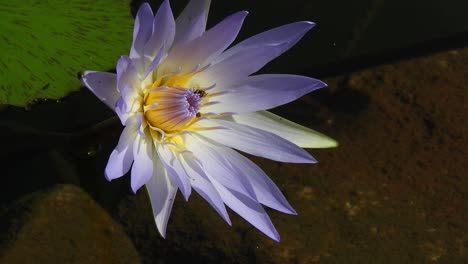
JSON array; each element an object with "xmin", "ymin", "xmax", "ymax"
[{"xmin": 0, "ymin": 0, "xmax": 133, "ymax": 107}]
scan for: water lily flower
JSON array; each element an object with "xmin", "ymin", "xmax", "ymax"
[{"xmin": 82, "ymin": 0, "xmax": 336, "ymax": 241}]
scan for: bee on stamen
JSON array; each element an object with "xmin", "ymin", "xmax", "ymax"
[{"xmin": 194, "ymin": 89, "xmax": 206, "ymax": 98}]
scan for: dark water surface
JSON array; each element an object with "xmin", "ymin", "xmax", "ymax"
[{"xmin": 198, "ymin": 0, "xmax": 468, "ymax": 75}]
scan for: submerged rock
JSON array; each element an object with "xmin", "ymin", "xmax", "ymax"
[{"xmin": 0, "ymin": 184, "xmax": 140, "ymax": 263}]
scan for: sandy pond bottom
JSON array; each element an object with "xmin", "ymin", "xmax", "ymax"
[{"xmin": 1, "ymin": 48, "xmax": 467, "ymax": 263}]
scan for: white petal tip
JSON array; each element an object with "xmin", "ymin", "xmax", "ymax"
[
  {"xmin": 299, "ymin": 132, "xmax": 338, "ymax": 149},
  {"xmin": 140, "ymin": 2, "xmax": 151, "ymax": 10},
  {"xmin": 270, "ymin": 233, "xmax": 280, "ymax": 242},
  {"xmin": 131, "ymin": 182, "xmax": 142, "ymax": 194},
  {"xmin": 328, "ymin": 139, "xmax": 339, "ymax": 147},
  {"xmin": 300, "ymin": 152, "xmax": 318, "ymax": 164},
  {"xmin": 80, "ymin": 72, "xmax": 91, "ymax": 84},
  {"xmin": 311, "ymin": 136, "xmax": 339, "ymax": 149},
  {"xmin": 157, "ymin": 228, "xmax": 167, "ymax": 239},
  {"xmin": 81, "ymin": 70, "xmax": 94, "ymax": 78},
  {"xmin": 294, "ymin": 154, "xmax": 317, "ymax": 164},
  {"xmin": 283, "ymin": 207, "xmax": 298, "ymax": 215},
  {"xmin": 181, "ymin": 191, "xmax": 191, "ymax": 202},
  {"xmin": 300, "ymin": 21, "xmax": 316, "ymax": 30},
  {"xmin": 104, "ymin": 174, "xmax": 113, "ymax": 182},
  {"xmin": 104, "ymin": 169, "xmax": 121, "ymax": 182}
]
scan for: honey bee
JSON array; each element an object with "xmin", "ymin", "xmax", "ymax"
[{"xmin": 194, "ymin": 89, "xmax": 206, "ymax": 98}]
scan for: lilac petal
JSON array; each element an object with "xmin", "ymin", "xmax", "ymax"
[
  {"xmin": 105, "ymin": 124, "xmax": 137, "ymax": 181},
  {"xmin": 193, "ymin": 21, "xmax": 315, "ymax": 88},
  {"xmin": 143, "ymin": 0, "xmax": 175, "ymax": 59},
  {"xmin": 206, "ymin": 145, "xmax": 296, "ymax": 214},
  {"xmin": 130, "ymin": 3, "xmax": 154, "ymax": 60},
  {"xmin": 203, "ymin": 74, "xmax": 326, "ymax": 113},
  {"xmin": 142, "ymin": 44, "xmax": 165, "ymax": 81},
  {"xmin": 232, "ymin": 111, "xmax": 338, "ymax": 148},
  {"xmin": 197, "ymin": 119, "xmax": 316, "ymax": 163},
  {"xmin": 210, "ymin": 179, "xmax": 280, "ymax": 242},
  {"xmin": 130, "ymin": 137, "xmax": 154, "ymax": 193},
  {"xmin": 81, "ymin": 71, "xmax": 119, "ymax": 109},
  {"xmin": 219, "ymin": 21, "xmax": 315, "ymax": 62},
  {"xmin": 183, "ymin": 134, "xmax": 257, "ymax": 201},
  {"xmin": 174, "ymin": 0, "xmax": 210, "ymax": 44},
  {"xmin": 135, "ymin": 112, "xmax": 146, "ymax": 137},
  {"xmin": 162, "ymin": 11, "xmax": 248, "ymax": 73},
  {"xmin": 173, "ymin": 11, "xmax": 206, "ymax": 47},
  {"xmin": 116, "ymin": 56, "xmax": 140, "ymax": 96},
  {"xmin": 115, "ymin": 56, "xmax": 141, "ymax": 124},
  {"xmin": 178, "ymin": 154, "xmax": 231, "ymax": 224},
  {"xmin": 192, "ymin": 44, "xmax": 287, "ymax": 89},
  {"xmin": 156, "ymin": 144, "xmax": 192, "ymax": 201},
  {"xmin": 146, "ymin": 157, "xmax": 177, "ymax": 238},
  {"xmin": 115, "ymin": 82, "xmax": 141, "ymax": 126},
  {"xmin": 115, "ymin": 96, "xmax": 133, "ymax": 125}
]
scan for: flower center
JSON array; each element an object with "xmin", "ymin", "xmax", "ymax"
[{"xmin": 144, "ymin": 86, "xmax": 201, "ymax": 132}]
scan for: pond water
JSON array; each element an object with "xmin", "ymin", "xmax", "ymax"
[{"xmin": 0, "ymin": 1, "xmax": 467, "ymax": 263}]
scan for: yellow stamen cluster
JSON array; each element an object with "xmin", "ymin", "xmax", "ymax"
[{"xmin": 143, "ymin": 71, "xmax": 204, "ymax": 133}]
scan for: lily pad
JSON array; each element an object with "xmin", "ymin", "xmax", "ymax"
[{"xmin": 0, "ymin": 0, "xmax": 133, "ymax": 107}]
